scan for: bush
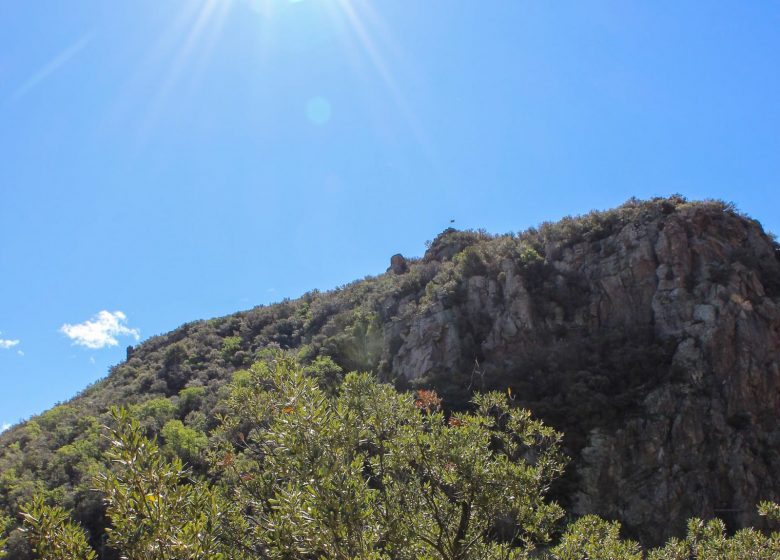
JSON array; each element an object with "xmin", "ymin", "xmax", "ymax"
[
  {"xmin": 214, "ymin": 355, "xmax": 566, "ymax": 559},
  {"xmin": 160, "ymin": 420, "xmax": 207, "ymax": 465},
  {"xmin": 220, "ymin": 336, "xmax": 242, "ymax": 363},
  {"xmin": 11, "ymin": 357, "xmax": 780, "ymax": 560}
]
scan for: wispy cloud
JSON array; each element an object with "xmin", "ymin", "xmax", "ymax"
[
  {"xmin": 1, "ymin": 423, "xmax": 10, "ymax": 433},
  {"xmin": 11, "ymin": 33, "xmax": 93, "ymax": 101},
  {"xmin": 60, "ymin": 311, "xmax": 140, "ymax": 350},
  {"xmin": 0, "ymin": 332, "xmax": 20, "ymax": 350}
]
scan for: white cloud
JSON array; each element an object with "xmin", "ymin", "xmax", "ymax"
[
  {"xmin": 1, "ymin": 423, "xmax": 10, "ymax": 433},
  {"xmin": 0, "ymin": 332, "xmax": 20, "ymax": 350},
  {"xmin": 60, "ymin": 310, "xmax": 140, "ymax": 349},
  {"xmin": 17, "ymin": 350, "xmax": 24, "ymax": 356}
]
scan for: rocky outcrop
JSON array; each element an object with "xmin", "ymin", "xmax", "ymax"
[
  {"xmin": 388, "ymin": 254, "xmax": 409, "ymax": 275},
  {"xmin": 380, "ymin": 200, "xmax": 780, "ymax": 544}
]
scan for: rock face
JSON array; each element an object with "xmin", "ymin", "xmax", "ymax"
[
  {"xmin": 388, "ymin": 253, "xmax": 409, "ymax": 275},
  {"xmin": 377, "ymin": 200, "xmax": 780, "ymax": 544}
]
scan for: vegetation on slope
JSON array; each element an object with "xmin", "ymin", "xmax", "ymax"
[
  {"xmin": 1, "ymin": 196, "xmax": 779, "ymax": 557},
  {"xmin": 4, "ymin": 355, "xmax": 780, "ymax": 559}
]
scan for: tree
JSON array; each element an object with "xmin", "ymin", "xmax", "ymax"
[
  {"xmin": 646, "ymin": 514, "xmax": 780, "ymax": 559},
  {"xmin": 546, "ymin": 515, "xmax": 641, "ymax": 560},
  {"xmin": 95, "ymin": 408, "xmax": 234, "ymax": 560},
  {"xmin": 160, "ymin": 419, "xmax": 207, "ymax": 466},
  {"xmin": 213, "ymin": 354, "xmax": 566, "ymax": 559},
  {"xmin": 18, "ymin": 495, "xmax": 95, "ymax": 560},
  {"xmin": 546, "ymin": 507, "xmax": 780, "ymax": 560},
  {"xmin": 12, "ymin": 354, "xmax": 780, "ymax": 559},
  {"xmin": 19, "ymin": 409, "xmax": 238, "ymax": 560}
]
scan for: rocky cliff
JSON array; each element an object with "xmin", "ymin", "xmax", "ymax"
[
  {"xmin": 2, "ymin": 196, "xmax": 779, "ymax": 550},
  {"xmin": 382, "ymin": 198, "xmax": 780, "ymax": 543}
]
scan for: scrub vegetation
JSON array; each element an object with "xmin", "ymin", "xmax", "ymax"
[
  {"xmin": 5, "ymin": 356, "xmax": 779, "ymax": 559},
  {"xmin": 2, "ymin": 197, "xmax": 779, "ymax": 558}
]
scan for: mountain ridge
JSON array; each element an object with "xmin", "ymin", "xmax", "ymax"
[{"xmin": 2, "ymin": 195, "xmax": 779, "ymax": 555}]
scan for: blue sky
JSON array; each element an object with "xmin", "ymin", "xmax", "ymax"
[{"xmin": 1, "ymin": 0, "xmax": 779, "ymax": 427}]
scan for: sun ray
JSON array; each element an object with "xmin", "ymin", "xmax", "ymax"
[
  {"xmin": 183, "ymin": 0, "xmax": 234, "ymax": 96},
  {"xmin": 334, "ymin": 0, "xmax": 401, "ymax": 107},
  {"xmin": 331, "ymin": 0, "xmax": 437, "ymax": 166},
  {"xmin": 112, "ymin": 0, "xmax": 438, "ymax": 166},
  {"xmin": 10, "ymin": 33, "xmax": 94, "ymax": 101},
  {"xmin": 136, "ymin": 0, "xmax": 232, "ymax": 138},
  {"xmin": 146, "ymin": 0, "xmax": 227, "ymax": 127}
]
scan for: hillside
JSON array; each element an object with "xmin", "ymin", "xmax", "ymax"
[{"xmin": 2, "ymin": 196, "xmax": 779, "ymax": 555}]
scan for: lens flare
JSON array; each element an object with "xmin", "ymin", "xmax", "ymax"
[
  {"xmin": 129, "ymin": 0, "xmax": 431, "ymax": 159},
  {"xmin": 306, "ymin": 96, "xmax": 332, "ymax": 125}
]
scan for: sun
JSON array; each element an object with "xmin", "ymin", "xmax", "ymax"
[
  {"xmin": 134, "ymin": 0, "xmax": 426, "ymax": 150},
  {"xmin": 149, "ymin": 0, "xmax": 400, "ymax": 105},
  {"xmin": 155, "ymin": 0, "xmax": 387, "ymax": 88}
]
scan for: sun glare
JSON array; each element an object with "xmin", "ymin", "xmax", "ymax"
[
  {"xmin": 151, "ymin": 0, "xmax": 399, "ymax": 98},
  {"xmin": 131, "ymin": 0, "xmax": 428, "ymax": 153}
]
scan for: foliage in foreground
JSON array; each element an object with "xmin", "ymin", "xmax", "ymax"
[
  {"xmin": 212, "ymin": 356, "xmax": 565, "ymax": 559},
  {"xmin": 3, "ymin": 355, "xmax": 779, "ymax": 559}
]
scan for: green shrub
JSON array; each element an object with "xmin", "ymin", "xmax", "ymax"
[
  {"xmin": 12, "ymin": 357, "xmax": 780, "ymax": 560},
  {"xmin": 19, "ymin": 496, "xmax": 95, "ymax": 560},
  {"xmin": 220, "ymin": 336, "xmax": 242, "ymax": 363},
  {"xmin": 177, "ymin": 386, "xmax": 206, "ymax": 417},
  {"xmin": 160, "ymin": 420, "xmax": 207, "ymax": 465},
  {"xmin": 132, "ymin": 397, "xmax": 177, "ymax": 432}
]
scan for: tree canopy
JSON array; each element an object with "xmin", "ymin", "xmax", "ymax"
[{"xmin": 4, "ymin": 355, "xmax": 779, "ymax": 559}]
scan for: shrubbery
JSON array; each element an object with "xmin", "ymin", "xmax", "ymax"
[{"xmin": 4, "ymin": 356, "xmax": 779, "ymax": 559}]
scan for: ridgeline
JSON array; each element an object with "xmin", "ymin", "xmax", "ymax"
[{"xmin": 2, "ymin": 196, "xmax": 779, "ymax": 557}]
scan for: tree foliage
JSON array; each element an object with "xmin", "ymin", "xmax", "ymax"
[
  {"xmin": 94, "ymin": 408, "xmax": 232, "ymax": 559},
  {"xmin": 18, "ymin": 496, "xmax": 95, "ymax": 560},
  {"xmin": 545, "ymin": 512, "xmax": 780, "ymax": 560},
  {"xmin": 212, "ymin": 355, "xmax": 565, "ymax": 559},
  {"xmin": 6, "ymin": 354, "xmax": 780, "ymax": 559},
  {"xmin": 12, "ymin": 356, "xmax": 567, "ymax": 559}
]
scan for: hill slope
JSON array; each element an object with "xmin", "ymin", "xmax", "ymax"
[{"xmin": 2, "ymin": 196, "xmax": 779, "ymax": 552}]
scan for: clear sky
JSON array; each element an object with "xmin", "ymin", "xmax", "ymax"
[{"xmin": 1, "ymin": 1, "xmax": 778, "ymax": 427}]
